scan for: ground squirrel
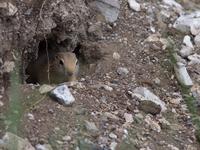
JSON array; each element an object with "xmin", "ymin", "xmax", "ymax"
[{"xmin": 26, "ymin": 52, "xmax": 79, "ymax": 84}]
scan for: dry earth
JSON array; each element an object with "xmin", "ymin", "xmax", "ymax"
[{"xmin": 0, "ymin": 0, "xmax": 200, "ymax": 150}]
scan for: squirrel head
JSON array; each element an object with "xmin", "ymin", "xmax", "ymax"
[{"xmin": 52, "ymin": 52, "xmax": 78, "ymax": 77}]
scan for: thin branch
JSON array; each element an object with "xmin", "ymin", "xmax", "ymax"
[{"xmin": 39, "ymin": 0, "xmax": 50, "ymax": 84}]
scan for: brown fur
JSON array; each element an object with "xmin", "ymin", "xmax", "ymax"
[{"xmin": 26, "ymin": 52, "xmax": 78, "ymax": 84}]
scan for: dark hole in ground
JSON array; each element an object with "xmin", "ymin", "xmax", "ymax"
[{"xmin": 25, "ymin": 37, "xmax": 97, "ymax": 84}]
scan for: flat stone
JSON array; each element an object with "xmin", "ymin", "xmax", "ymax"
[
  {"xmin": 133, "ymin": 87, "xmax": 167, "ymax": 114},
  {"xmin": 50, "ymin": 84, "xmax": 75, "ymax": 106},
  {"xmin": 39, "ymin": 84, "xmax": 55, "ymax": 94},
  {"xmin": 173, "ymin": 11, "xmax": 200, "ymax": 34},
  {"xmin": 94, "ymin": 0, "xmax": 120, "ymax": 22},
  {"xmin": 85, "ymin": 121, "xmax": 99, "ymax": 133},
  {"xmin": 174, "ymin": 62, "xmax": 193, "ymax": 86},
  {"xmin": 109, "ymin": 133, "xmax": 117, "ymax": 139}
]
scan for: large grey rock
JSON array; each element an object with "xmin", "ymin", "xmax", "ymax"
[
  {"xmin": 50, "ymin": 84, "xmax": 75, "ymax": 106},
  {"xmin": 183, "ymin": 35, "xmax": 193, "ymax": 49},
  {"xmin": 133, "ymin": 87, "xmax": 167, "ymax": 114},
  {"xmin": 94, "ymin": 0, "xmax": 120, "ymax": 22},
  {"xmin": 173, "ymin": 11, "xmax": 200, "ymax": 34},
  {"xmin": 163, "ymin": 0, "xmax": 183, "ymax": 14},
  {"xmin": 174, "ymin": 62, "xmax": 193, "ymax": 86},
  {"xmin": 0, "ymin": 132, "xmax": 35, "ymax": 150}
]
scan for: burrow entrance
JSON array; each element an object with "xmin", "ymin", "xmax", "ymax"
[{"xmin": 25, "ymin": 36, "xmax": 104, "ymax": 84}]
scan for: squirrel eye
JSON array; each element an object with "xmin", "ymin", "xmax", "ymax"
[{"xmin": 59, "ymin": 60, "xmax": 64, "ymax": 66}]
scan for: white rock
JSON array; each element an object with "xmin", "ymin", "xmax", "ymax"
[
  {"xmin": 133, "ymin": 87, "xmax": 167, "ymax": 112},
  {"xmin": 85, "ymin": 121, "xmax": 99, "ymax": 133},
  {"xmin": 179, "ymin": 35, "xmax": 194, "ymax": 57},
  {"xmin": 183, "ymin": 35, "xmax": 193, "ymax": 49},
  {"xmin": 36, "ymin": 144, "xmax": 53, "ymax": 150},
  {"xmin": 191, "ymin": 22, "xmax": 200, "ymax": 35},
  {"xmin": 0, "ymin": 100, "xmax": 3, "ymax": 107},
  {"xmin": 109, "ymin": 133, "xmax": 117, "ymax": 139},
  {"xmin": 62, "ymin": 136, "xmax": 71, "ymax": 142},
  {"xmin": 153, "ymin": 78, "xmax": 161, "ymax": 85},
  {"xmin": 173, "ymin": 11, "xmax": 200, "ymax": 34},
  {"xmin": 50, "ymin": 85, "xmax": 75, "ymax": 106},
  {"xmin": 117, "ymin": 67, "xmax": 129, "ymax": 76},
  {"xmin": 113, "ymin": 52, "xmax": 120, "ymax": 60},
  {"xmin": 179, "ymin": 45, "xmax": 193, "ymax": 58},
  {"xmin": 128, "ymin": 0, "xmax": 141, "ymax": 12},
  {"xmin": 27, "ymin": 113, "xmax": 34, "ymax": 120},
  {"xmin": 110, "ymin": 142, "xmax": 118, "ymax": 150},
  {"xmin": 194, "ymin": 33, "xmax": 200, "ymax": 46},
  {"xmin": 101, "ymin": 85, "xmax": 113, "ymax": 92},
  {"xmin": 167, "ymin": 144, "xmax": 179, "ymax": 150},
  {"xmin": 124, "ymin": 113, "xmax": 134, "ymax": 123},
  {"xmin": 163, "ymin": 0, "xmax": 183, "ymax": 14},
  {"xmin": 188, "ymin": 54, "xmax": 200, "ymax": 65},
  {"xmin": 174, "ymin": 62, "xmax": 193, "ymax": 86}
]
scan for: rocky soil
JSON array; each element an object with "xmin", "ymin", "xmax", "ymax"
[{"xmin": 0, "ymin": 0, "xmax": 200, "ymax": 150}]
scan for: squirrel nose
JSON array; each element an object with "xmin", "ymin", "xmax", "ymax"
[{"xmin": 68, "ymin": 72, "xmax": 73, "ymax": 76}]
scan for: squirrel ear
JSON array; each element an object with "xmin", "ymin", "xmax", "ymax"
[
  {"xmin": 59, "ymin": 59, "xmax": 64, "ymax": 66},
  {"xmin": 76, "ymin": 59, "xmax": 78, "ymax": 65}
]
